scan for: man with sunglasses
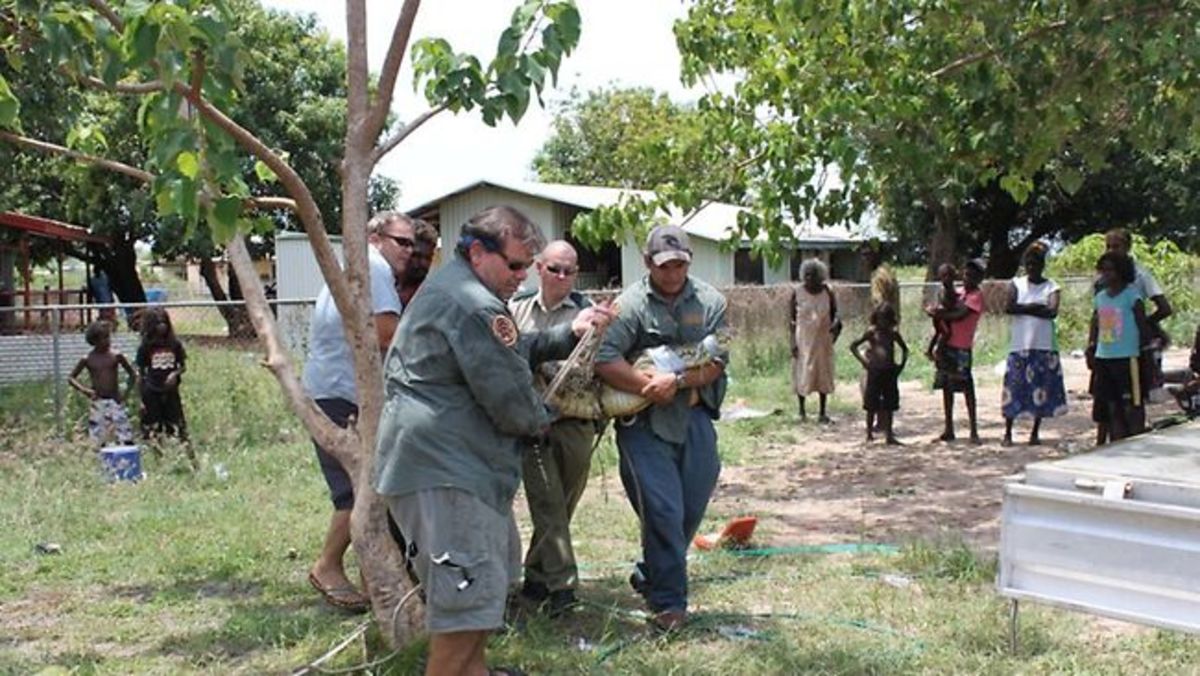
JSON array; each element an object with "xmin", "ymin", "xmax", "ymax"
[
  {"xmin": 301, "ymin": 211, "xmax": 415, "ymax": 613},
  {"xmin": 374, "ymin": 207, "xmax": 614, "ymax": 676},
  {"xmin": 508, "ymin": 240, "xmax": 596, "ymax": 618}
]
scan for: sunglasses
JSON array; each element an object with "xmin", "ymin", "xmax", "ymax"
[
  {"xmin": 544, "ymin": 264, "xmax": 578, "ymax": 277},
  {"xmin": 493, "ymin": 248, "xmax": 532, "ymax": 272},
  {"xmin": 384, "ymin": 233, "xmax": 415, "ymax": 249}
]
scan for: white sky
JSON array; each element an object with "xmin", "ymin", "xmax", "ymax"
[{"xmin": 260, "ymin": 1, "xmax": 696, "ymax": 210}]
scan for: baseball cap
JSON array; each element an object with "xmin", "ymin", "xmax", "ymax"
[{"xmin": 646, "ymin": 225, "xmax": 692, "ymax": 266}]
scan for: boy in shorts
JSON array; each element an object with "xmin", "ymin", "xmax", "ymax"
[{"xmin": 68, "ymin": 321, "xmax": 137, "ymax": 448}]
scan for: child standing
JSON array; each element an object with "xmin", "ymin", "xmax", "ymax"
[
  {"xmin": 135, "ymin": 308, "xmax": 189, "ymax": 446},
  {"xmin": 925, "ymin": 263, "xmax": 958, "ymax": 367},
  {"xmin": 1087, "ymin": 251, "xmax": 1149, "ymax": 444},
  {"xmin": 927, "ymin": 259, "xmax": 985, "ymax": 444},
  {"xmin": 68, "ymin": 321, "xmax": 137, "ymax": 448},
  {"xmin": 850, "ymin": 303, "xmax": 909, "ymax": 444},
  {"xmin": 791, "ymin": 259, "xmax": 842, "ymax": 422}
]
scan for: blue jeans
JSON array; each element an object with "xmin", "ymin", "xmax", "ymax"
[{"xmin": 616, "ymin": 407, "xmax": 720, "ymax": 613}]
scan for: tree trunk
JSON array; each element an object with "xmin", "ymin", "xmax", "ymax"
[
  {"xmin": 223, "ymin": 236, "xmax": 423, "ymax": 649},
  {"xmin": 925, "ymin": 199, "xmax": 960, "ymax": 280},
  {"xmin": 97, "ymin": 235, "xmax": 146, "ymax": 331},
  {"xmin": 198, "ymin": 257, "xmax": 255, "ymax": 339}
]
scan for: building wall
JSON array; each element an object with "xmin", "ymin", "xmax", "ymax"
[
  {"xmin": 276, "ymin": 232, "xmax": 342, "ymax": 300},
  {"xmin": 434, "ymin": 187, "xmax": 565, "ymax": 265}
]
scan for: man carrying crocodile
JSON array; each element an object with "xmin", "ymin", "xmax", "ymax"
[{"xmin": 594, "ymin": 224, "xmax": 729, "ymax": 632}]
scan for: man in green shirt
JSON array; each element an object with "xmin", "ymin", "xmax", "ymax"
[
  {"xmin": 595, "ymin": 224, "xmax": 729, "ymax": 632},
  {"xmin": 374, "ymin": 207, "xmax": 613, "ymax": 676},
  {"xmin": 509, "ymin": 240, "xmax": 595, "ymax": 617}
]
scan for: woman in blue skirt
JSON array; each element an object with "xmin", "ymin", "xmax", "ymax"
[{"xmin": 1002, "ymin": 242, "xmax": 1068, "ymax": 446}]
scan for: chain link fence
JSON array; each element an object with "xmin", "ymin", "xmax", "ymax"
[
  {"xmin": 0, "ymin": 299, "xmax": 315, "ymax": 436},
  {"xmin": 0, "ymin": 275, "xmax": 1109, "ymax": 437}
]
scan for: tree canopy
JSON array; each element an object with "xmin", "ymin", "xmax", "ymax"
[
  {"xmin": 0, "ymin": 0, "xmax": 582, "ymax": 644},
  {"xmin": 533, "ymin": 86, "xmax": 730, "ymax": 197},
  {"xmin": 577, "ymin": 1, "xmax": 1200, "ymax": 273}
]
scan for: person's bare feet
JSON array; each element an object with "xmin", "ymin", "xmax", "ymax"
[
  {"xmin": 938, "ymin": 431, "xmax": 955, "ymax": 443},
  {"xmin": 886, "ymin": 436, "xmax": 902, "ymax": 446},
  {"xmin": 969, "ymin": 434, "xmax": 982, "ymax": 445},
  {"xmin": 1001, "ymin": 436, "xmax": 1013, "ymax": 447},
  {"xmin": 1028, "ymin": 436, "xmax": 1042, "ymax": 446}
]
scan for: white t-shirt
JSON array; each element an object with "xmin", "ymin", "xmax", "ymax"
[
  {"xmin": 1009, "ymin": 276, "xmax": 1060, "ymax": 352},
  {"xmin": 302, "ymin": 246, "xmax": 402, "ymax": 403},
  {"xmin": 1134, "ymin": 262, "xmax": 1163, "ymax": 300}
]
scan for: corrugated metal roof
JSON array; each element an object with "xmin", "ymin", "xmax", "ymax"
[{"xmin": 404, "ymin": 178, "xmax": 880, "ymax": 246}]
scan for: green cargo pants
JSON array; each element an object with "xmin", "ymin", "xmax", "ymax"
[{"xmin": 521, "ymin": 418, "xmax": 596, "ymax": 591}]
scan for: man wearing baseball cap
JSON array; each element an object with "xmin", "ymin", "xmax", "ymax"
[{"xmin": 594, "ymin": 224, "xmax": 729, "ymax": 632}]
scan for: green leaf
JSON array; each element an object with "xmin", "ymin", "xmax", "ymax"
[
  {"xmin": 176, "ymin": 151, "xmax": 200, "ymax": 179},
  {"xmin": 253, "ymin": 160, "xmax": 277, "ymax": 183},
  {"xmin": 208, "ymin": 196, "xmax": 241, "ymax": 243},
  {"xmin": 1055, "ymin": 166, "xmax": 1084, "ymax": 195},
  {"xmin": 0, "ymin": 75, "xmax": 20, "ymax": 129}
]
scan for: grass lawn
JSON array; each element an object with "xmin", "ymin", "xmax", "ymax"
[{"xmin": 2, "ymin": 343, "xmax": 1199, "ymax": 674}]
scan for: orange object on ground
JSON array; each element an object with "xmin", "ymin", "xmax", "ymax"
[{"xmin": 693, "ymin": 515, "xmax": 758, "ymax": 550}]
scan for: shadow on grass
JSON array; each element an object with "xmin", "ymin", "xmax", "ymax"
[{"xmin": 156, "ymin": 598, "xmax": 324, "ymax": 665}]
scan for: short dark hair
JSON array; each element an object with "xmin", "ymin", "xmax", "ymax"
[
  {"xmin": 457, "ymin": 205, "xmax": 545, "ymax": 258},
  {"xmin": 1023, "ymin": 241, "xmax": 1048, "ymax": 263},
  {"xmin": 1105, "ymin": 227, "xmax": 1132, "ymax": 248},
  {"xmin": 85, "ymin": 320, "xmax": 111, "ymax": 346},
  {"xmin": 413, "ymin": 219, "xmax": 438, "ymax": 246},
  {"xmin": 1096, "ymin": 251, "xmax": 1136, "ymax": 286}
]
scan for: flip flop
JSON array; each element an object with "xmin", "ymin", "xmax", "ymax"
[{"xmin": 308, "ymin": 572, "xmax": 369, "ymax": 613}]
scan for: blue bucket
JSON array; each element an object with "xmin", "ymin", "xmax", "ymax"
[{"xmin": 100, "ymin": 445, "xmax": 143, "ymax": 482}]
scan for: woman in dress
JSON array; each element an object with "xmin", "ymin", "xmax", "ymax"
[
  {"xmin": 1001, "ymin": 242, "xmax": 1068, "ymax": 446},
  {"xmin": 791, "ymin": 259, "xmax": 841, "ymax": 422}
]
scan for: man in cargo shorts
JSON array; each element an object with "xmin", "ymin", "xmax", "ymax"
[{"xmin": 374, "ymin": 206, "xmax": 613, "ymax": 675}]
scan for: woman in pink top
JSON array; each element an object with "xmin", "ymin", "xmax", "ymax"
[{"xmin": 926, "ymin": 259, "xmax": 985, "ymax": 443}]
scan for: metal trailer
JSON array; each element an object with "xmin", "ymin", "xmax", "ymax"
[{"xmin": 998, "ymin": 421, "xmax": 1200, "ymax": 642}]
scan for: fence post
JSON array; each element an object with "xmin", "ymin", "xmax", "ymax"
[{"xmin": 51, "ymin": 307, "xmax": 63, "ymax": 439}]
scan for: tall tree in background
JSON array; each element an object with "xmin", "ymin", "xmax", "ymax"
[
  {"xmin": 887, "ymin": 146, "xmax": 1200, "ymax": 276},
  {"xmin": 577, "ymin": 1, "xmax": 1200, "ymax": 276},
  {"xmin": 533, "ymin": 86, "xmax": 734, "ymax": 200},
  {"xmin": 1, "ymin": 3, "xmax": 399, "ymax": 335},
  {"xmin": 0, "ymin": 0, "xmax": 580, "ymax": 646}
]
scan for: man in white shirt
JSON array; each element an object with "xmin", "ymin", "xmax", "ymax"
[{"xmin": 302, "ymin": 211, "xmax": 415, "ymax": 612}]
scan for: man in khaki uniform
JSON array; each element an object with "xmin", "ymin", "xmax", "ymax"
[
  {"xmin": 374, "ymin": 208, "xmax": 613, "ymax": 676},
  {"xmin": 508, "ymin": 240, "xmax": 595, "ymax": 617}
]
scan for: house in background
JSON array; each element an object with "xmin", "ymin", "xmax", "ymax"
[{"xmin": 407, "ymin": 179, "xmax": 876, "ymax": 290}]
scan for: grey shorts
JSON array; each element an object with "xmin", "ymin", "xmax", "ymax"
[{"xmin": 388, "ymin": 488, "xmax": 520, "ymax": 633}]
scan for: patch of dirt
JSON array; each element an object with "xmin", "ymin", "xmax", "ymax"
[{"xmin": 710, "ymin": 348, "xmax": 1190, "ymax": 550}]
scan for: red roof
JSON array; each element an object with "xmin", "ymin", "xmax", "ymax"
[{"xmin": 0, "ymin": 211, "xmax": 110, "ymax": 245}]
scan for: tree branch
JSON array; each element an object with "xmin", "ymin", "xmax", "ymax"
[
  {"xmin": 0, "ymin": 130, "xmax": 297, "ymax": 213},
  {"xmin": 226, "ymin": 235, "xmax": 358, "ymax": 464},
  {"xmin": 0, "ymin": 130, "xmax": 154, "ymax": 182},
  {"xmin": 345, "ymin": 0, "xmax": 371, "ymax": 150},
  {"xmin": 172, "ymin": 81, "xmax": 350, "ymax": 310},
  {"xmin": 930, "ymin": 3, "xmax": 1175, "ymax": 79},
  {"xmin": 364, "ymin": 0, "xmax": 422, "ymax": 151},
  {"xmin": 87, "ymin": 0, "xmax": 123, "ymax": 32},
  {"xmin": 79, "ymin": 74, "xmax": 164, "ymax": 94},
  {"xmin": 372, "ymin": 104, "xmax": 447, "ymax": 164}
]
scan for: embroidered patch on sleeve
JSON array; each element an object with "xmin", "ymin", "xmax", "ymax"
[{"xmin": 491, "ymin": 315, "xmax": 519, "ymax": 347}]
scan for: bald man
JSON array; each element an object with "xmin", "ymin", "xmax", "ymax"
[{"xmin": 508, "ymin": 240, "xmax": 596, "ymax": 618}]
